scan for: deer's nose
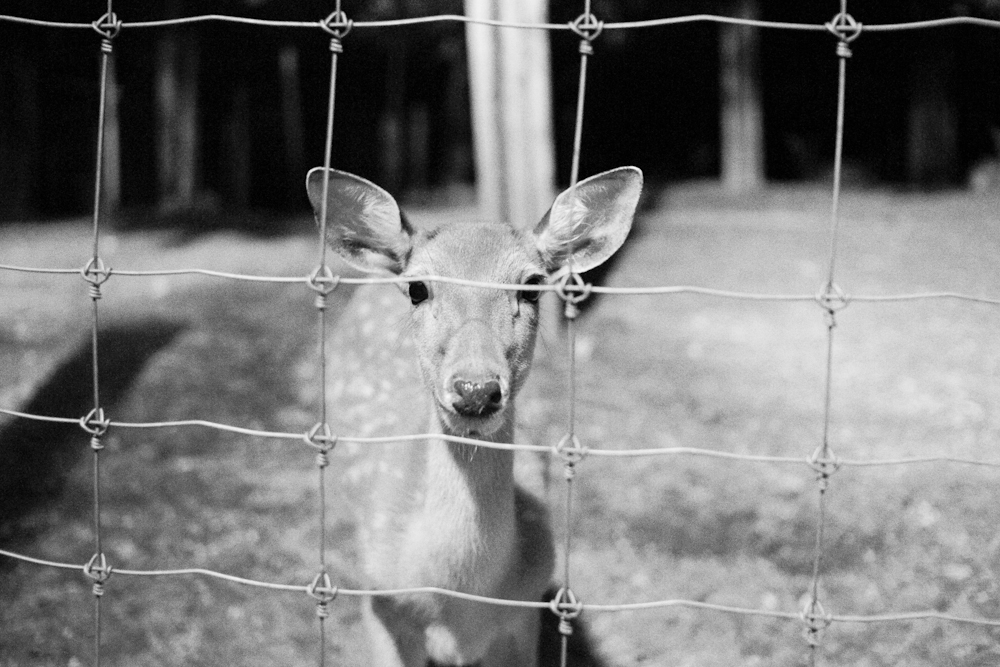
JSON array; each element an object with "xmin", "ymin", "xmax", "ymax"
[{"xmin": 451, "ymin": 379, "xmax": 504, "ymax": 417}]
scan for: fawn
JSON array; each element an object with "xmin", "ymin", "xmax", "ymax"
[{"xmin": 306, "ymin": 165, "xmax": 642, "ymax": 667}]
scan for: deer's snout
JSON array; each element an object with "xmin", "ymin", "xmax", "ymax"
[{"xmin": 450, "ymin": 378, "xmax": 504, "ymax": 417}]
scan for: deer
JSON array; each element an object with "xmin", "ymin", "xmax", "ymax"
[{"xmin": 305, "ymin": 165, "xmax": 643, "ymax": 667}]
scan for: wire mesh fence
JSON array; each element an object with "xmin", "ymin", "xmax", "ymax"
[{"xmin": 2, "ymin": 2, "xmax": 1000, "ymax": 666}]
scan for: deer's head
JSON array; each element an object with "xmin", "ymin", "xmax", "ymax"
[{"xmin": 307, "ymin": 167, "xmax": 642, "ymax": 437}]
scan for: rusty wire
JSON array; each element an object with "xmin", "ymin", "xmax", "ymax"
[{"xmin": 3, "ymin": 5, "xmax": 1000, "ymax": 667}]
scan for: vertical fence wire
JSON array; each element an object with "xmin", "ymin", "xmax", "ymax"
[
  {"xmin": 805, "ymin": 3, "xmax": 859, "ymax": 664},
  {"xmin": 567, "ymin": 4, "xmax": 593, "ymax": 189},
  {"xmin": 552, "ymin": 2, "xmax": 602, "ymax": 665},
  {"xmin": 825, "ymin": 2, "xmax": 854, "ymax": 287},
  {"xmin": 82, "ymin": 5, "xmax": 121, "ymax": 667},
  {"xmin": 307, "ymin": 4, "xmax": 351, "ymax": 665}
]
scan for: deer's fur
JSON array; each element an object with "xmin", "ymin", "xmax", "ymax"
[{"xmin": 306, "ymin": 166, "xmax": 642, "ymax": 667}]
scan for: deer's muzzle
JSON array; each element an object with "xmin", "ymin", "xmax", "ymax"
[{"xmin": 450, "ymin": 378, "xmax": 504, "ymax": 417}]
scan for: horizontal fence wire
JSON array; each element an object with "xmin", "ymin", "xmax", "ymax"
[
  {"xmin": 5, "ymin": 260, "xmax": 1000, "ymax": 305},
  {"xmin": 2, "ymin": 406, "xmax": 1000, "ymax": 470},
  {"xmin": 3, "ymin": 12, "xmax": 1000, "ymax": 32},
  {"xmin": 4, "ymin": 545, "xmax": 1000, "ymax": 629},
  {"xmin": 4, "ymin": 6, "xmax": 1000, "ymax": 664},
  {"xmin": 4, "ymin": 545, "xmax": 1000, "ymax": 628}
]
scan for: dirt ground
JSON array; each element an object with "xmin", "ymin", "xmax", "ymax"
[{"xmin": 3, "ymin": 183, "xmax": 1000, "ymax": 666}]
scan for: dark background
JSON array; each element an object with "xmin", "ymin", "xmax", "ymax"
[{"xmin": 1, "ymin": 0, "xmax": 998, "ymax": 219}]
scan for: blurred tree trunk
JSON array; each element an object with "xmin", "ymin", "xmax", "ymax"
[
  {"xmin": 0, "ymin": 39, "xmax": 39, "ymax": 219},
  {"xmin": 279, "ymin": 44, "xmax": 305, "ymax": 205},
  {"xmin": 226, "ymin": 84, "xmax": 251, "ymax": 208},
  {"xmin": 464, "ymin": 0, "xmax": 555, "ymax": 229},
  {"xmin": 380, "ymin": 19, "xmax": 407, "ymax": 195},
  {"xmin": 155, "ymin": 29, "xmax": 199, "ymax": 211},
  {"xmin": 102, "ymin": 53, "xmax": 122, "ymax": 215},
  {"xmin": 719, "ymin": 0, "xmax": 765, "ymax": 191},
  {"xmin": 408, "ymin": 102, "xmax": 430, "ymax": 192},
  {"xmin": 439, "ymin": 35, "xmax": 474, "ymax": 192},
  {"xmin": 906, "ymin": 37, "xmax": 958, "ymax": 186}
]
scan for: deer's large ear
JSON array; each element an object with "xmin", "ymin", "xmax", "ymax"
[
  {"xmin": 533, "ymin": 166, "xmax": 642, "ymax": 274},
  {"xmin": 306, "ymin": 167, "xmax": 415, "ymax": 274}
]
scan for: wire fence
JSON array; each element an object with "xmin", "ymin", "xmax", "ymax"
[{"xmin": 2, "ymin": 2, "xmax": 1000, "ymax": 666}]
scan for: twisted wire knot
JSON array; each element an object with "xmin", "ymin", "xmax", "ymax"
[
  {"xmin": 808, "ymin": 444, "xmax": 841, "ymax": 489},
  {"xmin": 800, "ymin": 596, "xmax": 833, "ymax": 646},
  {"xmin": 84, "ymin": 553, "xmax": 113, "ymax": 594},
  {"xmin": 81, "ymin": 257, "xmax": 112, "ymax": 300},
  {"xmin": 569, "ymin": 13, "xmax": 604, "ymax": 45},
  {"xmin": 816, "ymin": 281, "xmax": 849, "ymax": 313},
  {"xmin": 321, "ymin": 10, "xmax": 353, "ymax": 41},
  {"xmin": 825, "ymin": 12, "xmax": 861, "ymax": 58},
  {"xmin": 308, "ymin": 265, "xmax": 341, "ymax": 306},
  {"xmin": 305, "ymin": 423, "xmax": 337, "ymax": 463},
  {"xmin": 91, "ymin": 12, "xmax": 122, "ymax": 42},
  {"xmin": 816, "ymin": 281, "xmax": 849, "ymax": 328},
  {"xmin": 554, "ymin": 269, "xmax": 592, "ymax": 320},
  {"xmin": 555, "ymin": 433, "xmax": 586, "ymax": 474},
  {"xmin": 81, "ymin": 408, "xmax": 110, "ymax": 440},
  {"xmin": 308, "ymin": 571, "xmax": 338, "ymax": 618},
  {"xmin": 549, "ymin": 587, "xmax": 583, "ymax": 636}
]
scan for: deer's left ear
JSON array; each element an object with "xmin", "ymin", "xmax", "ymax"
[{"xmin": 533, "ymin": 166, "xmax": 643, "ymax": 274}]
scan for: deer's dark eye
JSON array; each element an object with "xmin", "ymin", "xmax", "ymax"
[
  {"xmin": 408, "ymin": 281, "xmax": 429, "ymax": 305},
  {"xmin": 519, "ymin": 275, "xmax": 545, "ymax": 303}
]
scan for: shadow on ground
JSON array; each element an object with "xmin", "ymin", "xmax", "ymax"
[{"xmin": 0, "ymin": 318, "xmax": 185, "ymax": 545}]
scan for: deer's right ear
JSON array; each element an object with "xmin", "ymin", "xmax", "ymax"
[{"xmin": 306, "ymin": 167, "xmax": 415, "ymax": 274}]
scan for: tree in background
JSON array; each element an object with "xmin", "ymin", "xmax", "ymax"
[{"xmin": 719, "ymin": 0, "xmax": 764, "ymax": 192}]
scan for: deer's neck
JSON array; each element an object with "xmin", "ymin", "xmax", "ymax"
[
  {"xmin": 426, "ymin": 404, "xmax": 517, "ymax": 515},
  {"xmin": 361, "ymin": 404, "xmax": 520, "ymax": 592},
  {"xmin": 364, "ymin": 405, "xmax": 521, "ymax": 593}
]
